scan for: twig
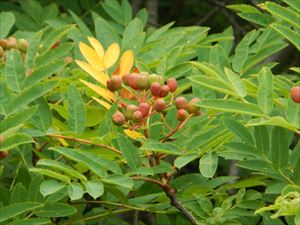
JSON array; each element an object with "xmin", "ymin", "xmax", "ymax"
[{"xmin": 47, "ymin": 134, "xmax": 122, "ymax": 155}]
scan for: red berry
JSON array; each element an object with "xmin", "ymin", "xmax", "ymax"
[
  {"xmin": 129, "ymin": 73, "xmax": 139, "ymax": 90},
  {"xmin": 132, "ymin": 110, "xmax": 143, "ymax": 123},
  {"xmin": 107, "ymin": 75, "xmax": 122, "ymax": 92},
  {"xmin": 154, "ymin": 99, "xmax": 166, "ymax": 112},
  {"xmin": 0, "ymin": 39, "xmax": 8, "ymax": 50},
  {"xmin": 136, "ymin": 74, "xmax": 149, "ymax": 90},
  {"xmin": 167, "ymin": 78, "xmax": 177, "ymax": 92},
  {"xmin": 122, "ymin": 73, "xmax": 131, "ymax": 86},
  {"xmin": 0, "ymin": 151, "xmax": 8, "ymax": 160},
  {"xmin": 125, "ymin": 104, "xmax": 138, "ymax": 120},
  {"xmin": 291, "ymin": 86, "xmax": 300, "ymax": 104},
  {"xmin": 187, "ymin": 97, "xmax": 201, "ymax": 114},
  {"xmin": 112, "ymin": 111, "xmax": 125, "ymax": 126},
  {"xmin": 176, "ymin": 109, "xmax": 189, "ymax": 122},
  {"xmin": 151, "ymin": 82, "xmax": 161, "ymax": 96},
  {"xmin": 138, "ymin": 102, "xmax": 150, "ymax": 117},
  {"xmin": 160, "ymin": 85, "xmax": 170, "ymax": 97},
  {"xmin": 175, "ymin": 97, "xmax": 187, "ymax": 110}
]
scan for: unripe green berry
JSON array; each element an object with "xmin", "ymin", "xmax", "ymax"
[
  {"xmin": 18, "ymin": 39, "xmax": 29, "ymax": 52},
  {"xmin": 132, "ymin": 110, "xmax": 143, "ymax": 123},
  {"xmin": 138, "ymin": 102, "xmax": 150, "ymax": 117},
  {"xmin": 175, "ymin": 97, "xmax": 188, "ymax": 110},
  {"xmin": 6, "ymin": 37, "xmax": 17, "ymax": 49},
  {"xmin": 176, "ymin": 109, "xmax": 189, "ymax": 122},
  {"xmin": 125, "ymin": 104, "xmax": 138, "ymax": 120},
  {"xmin": 154, "ymin": 99, "xmax": 166, "ymax": 112},
  {"xmin": 149, "ymin": 74, "xmax": 160, "ymax": 85},
  {"xmin": 167, "ymin": 78, "xmax": 177, "ymax": 92},
  {"xmin": 136, "ymin": 74, "xmax": 149, "ymax": 90},
  {"xmin": 160, "ymin": 85, "xmax": 170, "ymax": 97},
  {"xmin": 291, "ymin": 86, "xmax": 300, "ymax": 104},
  {"xmin": 187, "ymin": 97, "xmax": 201, "ymax": 114},
  {"xmin": 151, "ymin": 82, "xmax": 161, "ymax": 96},
  {"xmin": 112, "ymin": 111, "xmax": 125, "ymax": 126}
]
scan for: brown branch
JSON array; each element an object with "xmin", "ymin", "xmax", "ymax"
[{"xmin": 47, "ymin": 134, "xmax": 122, "ymax": 155}]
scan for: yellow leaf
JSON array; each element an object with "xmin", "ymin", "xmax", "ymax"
[
  {"xmin": 124, "ymin": 129, "xmax": 145, "ymax": 140},
  {"xmin": 104, "ymin": 43, "xmax": 120, "ymax": 69},
  {"xmin": 80, "ymin": 79, "xmax": 114, "ymax": 102},
  {"xmin": 119, "ymin": 50, "xmax": 134, "ymax": 76},
  {"xmin": 92, "ymin": 97, "xmax": 111, "ymax": 109},
  {"xmin": 75, "ymin": 60, "xmax": 109, "ymax": 86},
  {"xmin": 88, "ymin": 36, "xmax": 104, "ymax": 58},
  {"xmin": 79, "ymin": 42, "xmax": 104, "ymax": 71}
]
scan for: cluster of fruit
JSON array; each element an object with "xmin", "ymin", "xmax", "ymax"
[
  {"xmin": 109, "ymin": 72, "xmax": 201, "ymax": 127},
  {"xmin": 0, "ymin": 37, "xmax": 28, "ymax": 58},
  {"xmin": 291, "ymin": 86, "xmax": 300, "ymax": 104}
]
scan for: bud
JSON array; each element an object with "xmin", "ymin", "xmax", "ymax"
[
  {"xmin": 175, "ymin": 97, "xmax": 187, "ymax": 110},
  {"xmin": 132, "ymin": 110, "xmax": 143, "ymax": 123},
  {"xmin": 122, "ymin": 73, "xmax": 131, "ymax": 86},
  {"xmin": 138, "ymin": 102, "xmax": 150, "ymax": 117},
  {"xmin": 136, "ymin": 74, "xmax": 149, "ymax": 90},
  {"xmin": 0, "ymin": 135, "xmax": 4, "ymax": 143},
  {"xmin": 107, "ymin": 75, "xmax": 122, "ymax": 92},
  {"xmin": 151, "ymin": 82, "xmax": 161, "ymax": 97},
  {"xmin": 160, "ymin": 85, "xmax": 170, "ymax": 97},
  {"xmin": 167, "ymin": 78, "xmax": 177, "ymax": 92},
  {"xmin": 18, "ymin": 39, "xmax": 29, "ymax": 52},
  {"xmin": 64, "ymin": 57, "xmax": 73, "ymax": 64},
  {"xmin": 112, "ymin": 111, "xmax": 125, "ymax": 126},
  {"xmin": 6, "ymin": 37, "xmax": 17, "ymax": 49},
  {"xmin": 129, "ymin": 73, "xmax": 139, "ymax": 90},
  {"xmin": 25, "ymin": 69, "xmax": 33, "ymax": 77},
  {"xmin": 0, "ymin": 39, "xmax": 8, "ymax": 50},
  {"xmin": 51, "ymin": 40, "xmax": 61, "ymax": 49},
  {"xmin": 154, "ymin": 99, "xmax": 166, "ymax": 112},
  {"xmin": 0, "ymin": 151, "xmax": 8, "ymax": 160},
  {"xmin": 125, "ymin": 104, "xmax": 138, "ymax": 120},
  {"xmin": 176, "ymin": 109, "xmax": 189, "ymax": 122},
  {"xmin": 187, "ymin": 97, "xmax": 201, "ymax": 114}
]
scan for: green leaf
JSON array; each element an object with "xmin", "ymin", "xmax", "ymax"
[
  {"xmin": 254, "ymin": 126, "xmax": 270, "ymax": 156},
  {"xmin": 68, "ymin": 182, "xmax": 84, "ymax": 201},
  {"xmin": 257, "ymin": 67, "xmax": 274, "ymax": 114},
  {"xmin": 25, "ymin": 31, "xmax": 42, "ymax": 69},
  {"xmin": 271, "ymin": 23, "xmax": 300, "ymax": 51},
  {"xmin": 189, "ymin": 76, "xmax": 237, "ymax": 97},
  {"xmin": 147, "ymin": 21, "xmax": 175, "ymax": 43},
  {"xmin": 10, "ymin": 183, "xmax": 27, "ymax": 204},
  {"xmin": 190, "ymin": 61, "xmax": 227, "ymax": 81},
  {"xmin": 7, "ymin": 218, "xmax": 51, "ymax": 225},
  {"xmin": 103, "ymin": 174, "xmax": 133, "ymax": 189},
  {"xmin": 22, "ymin": 60, "xmax": 65, "ymax": 88},
  {"xmin": 5, "ymin": 50, "xmax": 25, "ymax": 93},
  {"xmin": 118, "ymin": 135, "xmax": 142, "ymax": 169},
  {"xmin": 50, "ymin": 147, "xmax": 107, "ymax": 178},
  {"xmin": 36, "ymin": 159, "xmax": 87, "ymax": 181},
  {"xmin": 121, "ymin": 18, "xmax": 145, "ymax": 52},
  {"xmin": 246, "ymin": 116, "xmax": 299, "ymax": 132},
  {"xmin": 224, "ymin": 68, "xmax": 247, "ymax": 97},
  {"xmin": 68, "ymin": 85, "xmax": 86, "ymax": 133},
  {"xmin": 69, "ymin": 10, "xmax": 92, "ymax": 36},
  {"xmin": 30, "ymin": 168, "xmax": 70, "ymax": 183},
  {"xmin": 199, "ymin": 152, "xmax": 218, "ymax": 178},
  {"xmin": 0, "ymin": 106, "xmax": 37, "ymax": 132},
  {"xmin": 34, "ymin": 203, "xmax": 77, "ymax": 217},
  {"xmin": 271, "ymin": 126, "xmax": 289, "ymax": 168},
  {"xmin": 85, "ymin": 180, "xmax": 104, "ymax": 199},
  {"xmin": 286, "ymin": 97, "xmax": 300, "ymax": 128},
  {"xmin": 200, "ymin": 99, "xmax": 265, "ymax": 117},
  {"xmin": 5, "ymin": 80, "xmax": 58, "ymax": 115},
  {"xmin": 0, "ymin": 202, "xmax": 43, "ymax": 223},
  {"xmin": 31, "ymin": 98, "xmax": 52, "ymax": 132},
  {"xmin": 0, "ymin": 133, "xmax": 33, "ymax": 151},
  {"xmin": 40, "ymin": 179, "xmax": 66, "ymax": 197},
  {"xmin": 141, "ymin": 140, "xmax": 181, "ymax": 155},
  {"xmin": 223, "ymin": 119, "xmax": 254, "ymax": 144},
  {"xmin": 0, "ymin": 12, "xmax": 15, "ymax": 38}
]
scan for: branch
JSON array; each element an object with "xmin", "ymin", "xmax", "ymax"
[{"xmin": 47, "ymin": 134, "xmax": 122, "ymax": 155}]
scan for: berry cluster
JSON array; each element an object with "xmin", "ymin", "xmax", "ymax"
[
  {"xmin": 109, "ymin": 72, "xmax": 201, "ymax": 128},
  {"xmin": 0, "ymin": 37, "xmax": 28, "ymax": 58}
]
